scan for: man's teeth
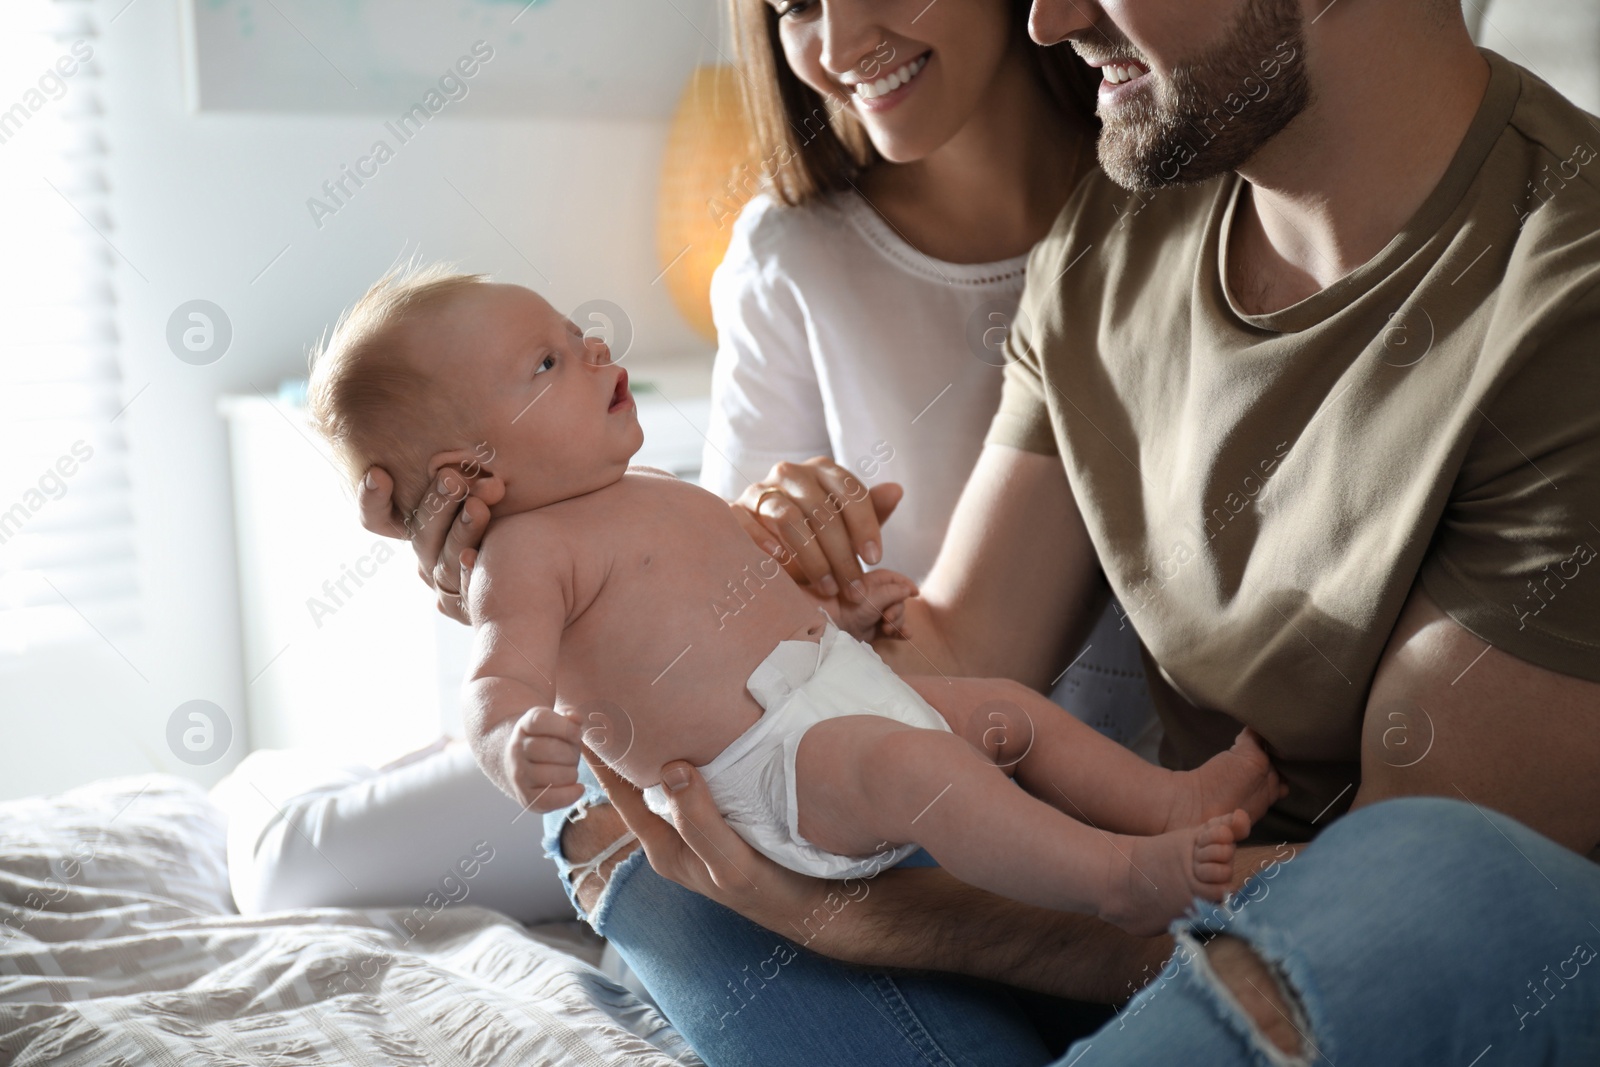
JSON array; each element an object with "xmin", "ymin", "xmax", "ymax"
[
  {"xmin": 854, "ymin": 54, "xmax": 929, "ymax": 100},
  {"xmin": 1103, "ymin": 62, "xmax": 1148, "ymax": 85}
]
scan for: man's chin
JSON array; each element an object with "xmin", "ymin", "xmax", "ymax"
[{"xmin": 1097, "ymin": 129, "xmax": 1242, "ymax": 193}]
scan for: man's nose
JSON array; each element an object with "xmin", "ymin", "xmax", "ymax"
[{"xmin": 1029, "ymin": 0, "xmax": 1098, "ymax": 47}]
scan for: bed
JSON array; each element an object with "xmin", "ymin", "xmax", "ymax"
[{"xmin": 0, "ymin": 774, "xmax": 703, "ymax": 1067}]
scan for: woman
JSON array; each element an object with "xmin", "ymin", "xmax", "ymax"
[{"xmin": 274, "ymin": 1, "xmax": 1151, "ymax": 1063}]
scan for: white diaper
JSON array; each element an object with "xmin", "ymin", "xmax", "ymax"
[{"xmin": 643, "ymin": 610, "xmax": 951, "ymax": 880}]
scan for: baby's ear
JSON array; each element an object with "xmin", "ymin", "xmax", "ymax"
[{"xmin": 427, "ymin": 447, "xmax": 504, "ymax": 501}]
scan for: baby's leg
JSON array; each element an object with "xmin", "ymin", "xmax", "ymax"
[
  {"xmin": 793, "ymin": 715, "xmax": 1243, "ymax": 934},
  {"xmin": 906, "ymin": 676, "xmax": 1282, "ymax": 835}
]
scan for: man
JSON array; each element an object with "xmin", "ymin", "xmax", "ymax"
[{"xmin": 380, "ymin": 0, "xmax": 1600, "ymax": 1061}]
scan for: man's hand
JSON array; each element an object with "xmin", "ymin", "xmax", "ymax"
[
  {"xmin": 817, "ymin": 568, "xmax": 918, "ymax": 642},
  {"xmin": 357, "ymin": 464, "xmax": 504, "ymax": 624},
  {"xmin": 588, "ymin": 752, "xmax": 1174, "ymax": 1001},
  {"xmin": 587, "ymin": 753, "xmax": 826, "ymax": 933},
  {"xmin": 505, "ymin": 706, "xmax": 585, "ymax": 813}
]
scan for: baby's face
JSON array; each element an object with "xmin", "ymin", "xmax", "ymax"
[{"xmin": 419, "ymin": 283, "xmax": 642, "ymax": 513}]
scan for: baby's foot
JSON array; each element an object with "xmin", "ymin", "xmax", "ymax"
[
  {"xmin": 1101, "ymin": 809, "xmax": 1248, "ymax": 937},
  {"xmin": 1165, "ymin": 728, "xmax": 1286, "ymax": 831}
]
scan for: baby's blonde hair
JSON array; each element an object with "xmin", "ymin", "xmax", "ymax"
[{"xmin": 306, "ymin": 261, "xmax": 488, "ymax": 524}]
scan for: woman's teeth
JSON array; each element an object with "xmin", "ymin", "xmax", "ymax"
[
  {"xmin": 1103, "ymin": 62, "xmax": 1149, "ymax": 86},
  {"xmin": 853, "ymin": 54, "xmax": 929, "ymax": 101}
]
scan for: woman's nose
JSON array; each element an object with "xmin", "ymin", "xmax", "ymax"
[{"xmin": 818, "ymin": 1, "xmax": 883, "ymax": 81}]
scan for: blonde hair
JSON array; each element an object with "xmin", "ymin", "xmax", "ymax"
[{"xmin": 306, "ymin": 261, "xmax": 488, "ymax": 522}]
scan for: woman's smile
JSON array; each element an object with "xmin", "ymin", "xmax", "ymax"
[{"xmin": 846, "ymin": 51, "xmax": 931, "ymax": 113}]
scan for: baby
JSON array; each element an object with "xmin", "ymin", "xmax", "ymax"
[{"xmin": 307, "ymin": 266, "xmax": 1284, "ymax": 935}]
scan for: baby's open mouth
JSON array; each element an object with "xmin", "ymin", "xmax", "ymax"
[{"xmin": 608, "ymin": 369, "xmax": 631, "ymax": 412}]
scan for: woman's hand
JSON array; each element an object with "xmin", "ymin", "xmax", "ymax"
[
  {"xmin": 357, "ymin": 464, "xmax": 505, "ymax": 624},
  {"xmin": 586, "ymin": 752, "xmax": 831, "ymax": 938},
  {"xmin": 732, "ymin": 458, "xmax": 903, "ymax": 604}
]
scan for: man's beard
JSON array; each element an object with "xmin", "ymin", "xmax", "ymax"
[{"xmin": 1088, "ymin": 0, "xmax": 1312, "ymax": 191}]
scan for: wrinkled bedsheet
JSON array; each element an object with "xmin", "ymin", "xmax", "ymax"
[{"xmin": 0, "ymin": 774, "xmax": 701, "ymax": 1067}]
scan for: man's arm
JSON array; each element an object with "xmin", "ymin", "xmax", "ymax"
[
  {"xmin": 1348, "ymin": 580, "xmax": 1600, "ymax": 854},
  {"xmin": 873, "ymin": 444, "xmax": 1107, "ymax": 690},
  {"xmin": 592, "ymin": 754, "xmax": 1172, "ymax": 1003}
]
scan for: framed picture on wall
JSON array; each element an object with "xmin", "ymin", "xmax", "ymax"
[{"xmin": 181, "ymin": 0, "xmax": 723, "ymax": 117}]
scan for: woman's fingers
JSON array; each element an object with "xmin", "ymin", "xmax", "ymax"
[
  {"xmin": 740, "ymin": 460, "xmax": 900, "ymax": 602},
  {"xmin": 412, "ymin": 471, "xmax": 469, "ymax": 587},
  {"xmin": 439, "ymin": 493, "xmax": 489, "ymax": 575},
  {"xmin": 729, "ymin": 502, "xmax": 785, "ymax": 559},
  {"xmin": 356, "ymin": 466, "xmax": 409, "ymax": 539},
  {"xmin": 867, "ymin": 481, "xmax": 903, "ymax": 528},
  {"xmin": 405, "ymin": 469, "xmax": 504, "ymax": 621},
  {"xmin": 798, "ymin": 463, "xmax": 877, "ymax": 601},
  {"xmin": 818, "ymin": 466, "xmax": 892, "ymax": 572},
  {"xmin": 752, "ymin": 483, "xmax": 839, "ymax": 595}
]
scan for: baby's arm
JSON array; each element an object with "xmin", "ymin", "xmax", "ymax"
[{"xmin": 461, "ymin": 526, "xmax": 578, "ymax": 812}]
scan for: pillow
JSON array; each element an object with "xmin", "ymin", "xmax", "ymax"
[{"xmin": 0, "ymin": 773, "xmax": 234, "ymax": 930}]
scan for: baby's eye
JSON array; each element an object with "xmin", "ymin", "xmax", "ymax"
[{"xmin": 533, "ymin": 354, "xmax": 555, "ymax": 376}]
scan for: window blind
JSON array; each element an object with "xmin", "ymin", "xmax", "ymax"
[{"xmin": 0, "ymin": 0, "xmax": 138, "ymax": 654}]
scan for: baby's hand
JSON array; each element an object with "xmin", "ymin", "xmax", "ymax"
[
  {"xmin": 822, "ymin": 568, "xmax": 918, "ymax": 643},
  {"xmin": 503, "ymin": 706, "xmax": 585, "ymax": 813}
]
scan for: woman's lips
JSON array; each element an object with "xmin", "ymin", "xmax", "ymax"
[
  {"xmin": 608, "ymin": 369, "xmax": 632, "ymax": 412},
  {"xmin": 848, "ymin": 51, "xmax": 932, "ymax": 114}
]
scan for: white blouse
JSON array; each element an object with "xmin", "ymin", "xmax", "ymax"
[
  {"xmin": 700, "ymin": 189, "xmax": 1028, "ymax": 583},
  {"xmin": 700, "ymin": 189, "xmax": 1161, "ymax": 758}
]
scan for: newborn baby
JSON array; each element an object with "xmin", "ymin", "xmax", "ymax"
[{"xmin": 307, "ymin": 266, "xmax": 1284, "ymax": 935}]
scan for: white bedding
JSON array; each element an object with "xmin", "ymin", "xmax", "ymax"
[{"xmin": 0, "ymin": 774, "xmax": 703, "ymax": 1067}]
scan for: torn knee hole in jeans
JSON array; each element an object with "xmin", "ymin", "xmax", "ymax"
[
  {"xmin": 1190, "ymin": 932, "xmax": 1317, "ymax": 1066},
  {"xmin": 559, "ymin": 801, "xmax": 639, "ymax": 914}
]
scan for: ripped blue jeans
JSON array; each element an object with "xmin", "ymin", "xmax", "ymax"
[
  {"xmin": 1066, "ymin": 796, "xmax": 1600, "ymax": 1066},
  {"xmin": 547, "ymin": 764, "xmax": 1600, "ymax": 1067}
]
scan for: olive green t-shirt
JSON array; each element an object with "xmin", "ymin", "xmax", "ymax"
[{"xmin": 986, "ymin": 50, "xmax": 1600, "ymax": 843}]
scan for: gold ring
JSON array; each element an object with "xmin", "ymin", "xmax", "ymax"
[{"xmin": 755, "ymin": 487, "xmax": 787, "ymax": 512}]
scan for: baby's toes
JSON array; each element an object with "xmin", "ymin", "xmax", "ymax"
[
  {"xmin": 1192, "ymin": 813, "xmax": 1242, "ymax": 891},
  {"xmin": 1233, "ymin": 727, "xmax": 1269, "ymax": 760},
  {"xmin": 1193, "ymin": 808, "xmax": 1248, "ymax": 851}
]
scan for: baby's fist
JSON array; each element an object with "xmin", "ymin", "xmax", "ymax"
[
  {"xmin": 505, "ymin": 706, "xmax": 585, "ymax": 812},
  {"xmin": 829, "ymin": 568, "xmax": 918, "ymax": 642}
]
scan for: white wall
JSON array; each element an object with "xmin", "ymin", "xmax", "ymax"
[{"xmin": 0, "ymin": 0, "xmax": 715, "ymax": 800}]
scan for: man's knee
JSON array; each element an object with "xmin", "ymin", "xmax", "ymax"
[
  {"xmin": 559, "ymin": 801, "xmax": 640, "ymax": 915},
  {"xmin": 1204, "ymin": 935, "xmax": 1309, "ymax": 1059}
]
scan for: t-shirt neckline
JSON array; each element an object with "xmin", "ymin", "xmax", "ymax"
[
  {"xmin": 837, "ymin": 189, "xmax": 1031, "ymax": 287},
  {"xmin": 1215, "ymin": 48, "xmax": 1521, "ymax": 333}
]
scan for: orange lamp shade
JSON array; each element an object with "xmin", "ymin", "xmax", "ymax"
[{"xmin": 656, "ymin": 65, "xmax": 761, "ymax": 342}]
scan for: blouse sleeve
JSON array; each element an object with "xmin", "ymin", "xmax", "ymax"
[{"xmin": 698, "ymin": 201, "xmax": 832, "ymax": 502}]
